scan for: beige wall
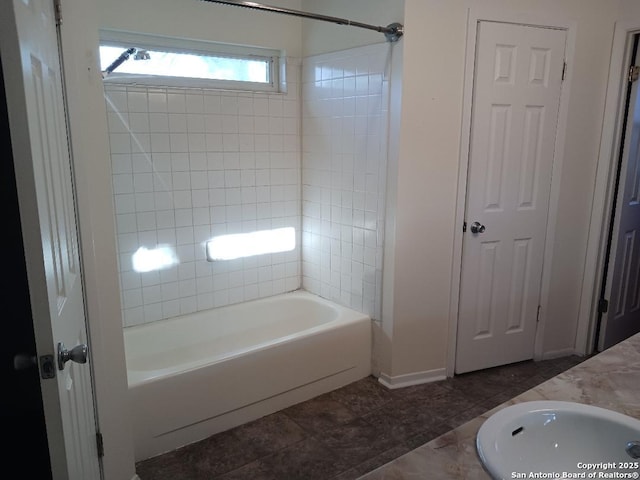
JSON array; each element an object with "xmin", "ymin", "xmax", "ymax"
[
  {"xmin": 386, "ymin": 0, "xmax": 623, "ymax": 378},
  {"xmin": 620, "ymin": 0, "xmax": 640, "ymax": 18},
  {"xmin": 96, "ymin": 0, "xmax": 303, "ymax": 57}
]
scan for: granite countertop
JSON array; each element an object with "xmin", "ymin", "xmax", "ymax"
[{"xmin": 359, "ymin": 332, "xmax": 640, "ymax": 479}]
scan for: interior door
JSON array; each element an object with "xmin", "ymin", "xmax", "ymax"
[
  {"xmin": 598, "ymin": 55, "xmax": 640, "ymax": 351},
  {"xmin": 0, "ymin": 0, "xmax": 101, "ymax": 478},
  {"xmin": 456, "ymin": 22, "xmax": 567, "ymax": 374}
]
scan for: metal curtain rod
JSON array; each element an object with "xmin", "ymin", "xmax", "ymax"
[{"xmin": 200, "ymin": 0, "xmax": 404, "ymax": 42}]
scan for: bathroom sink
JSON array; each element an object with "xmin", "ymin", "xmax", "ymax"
[{"xmin": 476, "ymin": 401, "xmax": 640, "ymax": 480}]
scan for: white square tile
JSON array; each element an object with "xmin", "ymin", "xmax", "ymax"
[
  {"xmin": 111, "ymin": 154, "xmax": 133, "ymax": 174},
  {"xmin": 170, "ymin": 133, "xmax": 189, "ymax": 152},
  {"xmin": 193, "ymin": 207, "xmax": 210, "ymax": 226},
  {"xmin": 197, "ymin": 293, "xmax": 213, "ymax": 310},
  {"xmin": 209, "ymin": 188, "xmax": 226, "ymax": 206},
  {"xmin": 207, "ymin": 152, "xmax": 224, "ymax": 170},
  {"xmin": 175, "ymin": 209, "xmax": 194, "ymax": 227},
  {"xmin": 206, "ymin": 114, "xmax": 223, "ymax": 133},
  {"xmin": 172, "ymin": 172, "xmax": 191, "ymax": 190},
  {"xmin": 156, "ymin": 210, "xmax": 175, "ymax": 229},
  {"xmin": 177, "ymin": 244, "xmax": 195, "ymax": 262},
  {"xmin": 221, "ymin": 96, "xmax": 238, "ymax": 115},
  {"xmin": 136, "ymin": 211, "xmax": 156, "ymax": 231},
  {"xmin": 133, "ymin": 173, "xmax": 153, "ymax": 193},
  {"xmin": 188, "ymin": 133, "xmax": 206, "ymax": 152},
  {"xmin": 204, "ymin": 95, "xmax": 221, "ymax": 114},
  {"xmin": 116, "ymin": 213, "xmax": 137, "ymax": 233},
  {"xmin": 154, "ymin": 191, "xmax": 173, "ymax": 211},
  {"xmin": 113, "ymin": 174, "xmax": 134, "ymax": 194},
  {"xmin": 168, "ymin": 93, "xmax": 186, "ymax": 113},
  {"xmin": 213, "ymin": 289, "xmax": 229, "ymax": 307},
  {"xmin": 114, "ymin": 194, "xmax": 136, "ymax": 214},
  {"xmin": 176, "ymin": 227, "xmax": 195, "ymax": 245},
  {"xmin": 123, "ymin": 307, "xmax": 145, "ymax": 327},
  {"xmin": 142, "ymin": 285, "xmax": 162, "ymax": 304},
  {"xmin": 180, "ymin": 296, "xmax": 197, "ymax": 314},
  {"xmin": 105, "ymin": 90, "xmax": 128, "ymax": 113},
  {"xmin": 122, "ymin": 288, "xmax": 143, "ymax": 309},
  {"xmin": 128, "ymin": 91, "xmax": 148, "ymax": 112},
  {"xmin": 160, "ymin": 266, "xmax": 178, "ymax": 284},
  {"xmin": 149, "ymin": 113, "xmax": 169, "ymax": 133},
  {"xmin": 162, "ymin": 299, "xmax": 180, "ymax": 318},
  {"xmin": 110, "ymin": 133, "xmax": 131, "ymax": 154},
  {"xmin": 148, "ymin": 92, "xmax": 168, "ymax": 113},
  {"xmin": 186, "ymin": 94, "xmax": 204, "ymax": 113},
  {"xmin": 150, "ymin": 133, "xmax": 171, "ymax": 153},
  {"xmin": 192, "ymin": 189, "xmax": 209, "ymax": 207},
  {"xmin": 172, "ymin": 153, "xmax": 190, "ymax": 171}
]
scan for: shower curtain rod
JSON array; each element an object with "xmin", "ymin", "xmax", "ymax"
[{"xmin": 200, "ymin": 0, "xmax": 404, "ymax": 42}]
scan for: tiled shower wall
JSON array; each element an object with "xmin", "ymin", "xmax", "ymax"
[
  {"xmin": 105, "ymin": 60, "xmax": 301, "ymax": 327},
  {"xmin": 301, "ymin": 44, "xmax": 391, "ymax": 320}
]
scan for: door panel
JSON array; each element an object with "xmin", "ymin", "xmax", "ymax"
[
  {"xmin": 0, "ymin": 0, "xmax": 101, "ymax": 478},
  {"xmin": 600, "ymin": 72, "xmax": 640, "ymax": 350},
  {"xmin": 456, "ymin": 22, "xmax": 567, "ymax": 374}
]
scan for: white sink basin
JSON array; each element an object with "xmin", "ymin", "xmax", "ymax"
[{"xmin": 476, "ymin": 401, "xmax": 640, "ymax": 480}]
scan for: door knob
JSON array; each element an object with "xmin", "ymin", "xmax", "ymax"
[
  {"xmin": 13, "ymin": 353, "xmax": 37, "ymax": 371},
  {"xmin": 470, "ymin": 222, "xmax": 486, "ymax": 234},
  {"xmin": 57, "ymin": 342, "xmax": 88, "ymax": 370}
]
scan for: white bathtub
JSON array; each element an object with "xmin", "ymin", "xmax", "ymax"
[{"xmin": 124, "ymin": 290, "xmax": 372, "ymax": 460}]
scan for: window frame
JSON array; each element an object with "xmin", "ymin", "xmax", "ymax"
[{"xmin": 99, "ymin": 30, "xmax": 284, "ymax": 93}]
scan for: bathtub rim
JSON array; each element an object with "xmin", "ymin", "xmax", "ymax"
[{"xmin": 124, "ymin": 290, "xmax": 371, "ymax": 388}]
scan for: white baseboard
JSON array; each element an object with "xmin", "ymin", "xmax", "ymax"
[
  {"xmin": 541, "ymin": 348, "xmax": 576, "ymax": 360},
  {"xmin": 377, "ymin": 368, "xmax": 447, "ymax": 389}
]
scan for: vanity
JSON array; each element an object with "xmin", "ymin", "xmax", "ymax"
[{"xmin": 359, "ymin": 332, "xmax": 640, "ymax": 479}]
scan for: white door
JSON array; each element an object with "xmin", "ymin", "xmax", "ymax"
[
  {"xmin": 0, "ymin": 0, "xmax": 101, "ymax": 478},
  {"xmin": 456, "ymin": 22, "xmax": 567, "ymax": 374},
  {"xmin": 598, "ymin": 65, "xmax": 640, "ymax": 351}
]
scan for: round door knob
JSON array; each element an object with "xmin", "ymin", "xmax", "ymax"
[
  {"xmin": 13, "ymin": 353, "xmax": 37, "ymax": 371},
  {"xmin": 470, "ymin": 222, "xmax": 486, "ymax": 234},
  {"xmin": 57, "ymin": 342, "xmax": 88, "ymax": 370}
]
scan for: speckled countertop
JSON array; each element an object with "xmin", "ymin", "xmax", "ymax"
[{"xmin": 359, "ymin": 333, "xmax": 640, "ymax": 479}]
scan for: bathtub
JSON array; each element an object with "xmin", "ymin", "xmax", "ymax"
[{"xmin": 124, "ymin": 290, "xmax": 372, "ymax": 460}]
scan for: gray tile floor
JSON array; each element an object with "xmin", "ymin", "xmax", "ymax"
[{"xmin": 136, "ymin": 356, "xmax": 584, "ymax": 480}]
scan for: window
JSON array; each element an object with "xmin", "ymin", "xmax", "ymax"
[{"xmin": 99, "ymin": 30, "xmax": 283, "ymax": 92}]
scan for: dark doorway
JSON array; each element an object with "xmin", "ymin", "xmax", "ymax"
[{"xmin": 1, "ymin": 57, "xmax": 53, "ymax": 479}]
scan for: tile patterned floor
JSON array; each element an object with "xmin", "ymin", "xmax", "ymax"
[{"xmin": 135, "ymin": 356, "xmax": 584, "ymax": 480}]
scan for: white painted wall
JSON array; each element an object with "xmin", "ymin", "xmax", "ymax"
[
  {"xmin": 620, "ymin": 0, "xmax": 640, "ymax": 18},
  {"xmin": 301, "ymin": 0, "xmax": 405, "ymax": 56},
  {"xmin": 96, "ymin": 0, "xmax": 303, "ymax": 57}
]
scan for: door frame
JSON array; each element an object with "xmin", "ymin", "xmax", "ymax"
[
  {"xmin": 10, "ymin": 0, "xmax": 137, "ymax": 478},
  {"xmin": 575, "ymin": 21, "xmax": 640, "ymax": 355},
  {"xmin": 447, "ymin": 8, "xmax": 577, "ymax": 377}
]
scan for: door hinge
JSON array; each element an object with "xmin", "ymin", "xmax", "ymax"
[
  {"xmin": 96, "ymin": 432, "xmax": 104, "ymax": 458},
  {"xmin": 53, "ymin": 0, "xmax": 62, "ymax": 25},
  {"xmin": 598, "ymin": 298, "xmax": 609, "ymax": 314},
  {"xmin": 463, "ymin": 221, "xmax": 467, "ymax": 233},
  {"xmin": 562, "ymin": 62, "xmax": 567, "ymax": 82},
  {"xmin": 629, "ymin": 66, "xmax": 639, "ymax": 83},
  {"xmin": 536, "ymin": 305, "xmax": 541, "ymax": 323}
]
